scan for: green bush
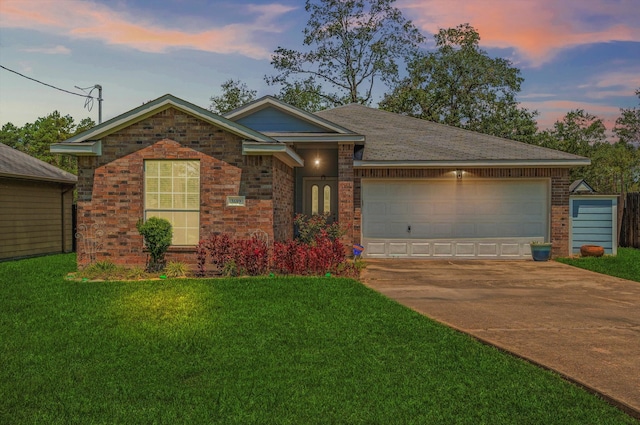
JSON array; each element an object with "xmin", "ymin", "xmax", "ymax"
[
  {"xmin": 294, "ymin": 213, "xmax": 345, "ymax": 244},
  {"xmin": 165, "ymin": 261, "xmax": 189, "ymax": 278},
  {"xmin": 136, "ymin": 217, "xmax": 173, "ymax": 272}
]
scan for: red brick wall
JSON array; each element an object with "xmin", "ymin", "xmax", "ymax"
[
  {"xmin": 354, "ymin": 167, "xmax": 572, "ymax": 257},
  {"xmin": 338, "ymin": 143, "xmax": 354, "ymax": 249},
  {"xmin": 272, "ymin": 157, "xmax": 294, "ymax": 241},
  {"xmin": 76, "ymin": 108, "xmax": 281, "ymax": 268}
]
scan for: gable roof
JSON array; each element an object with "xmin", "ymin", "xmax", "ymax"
[
  {"xmin": 0, "ymin": 143, "xmax": 77, "ymax": 184},
  {"xmin": 570, "ymin": 179, "xmax": 596, "ymax": 193},
  {"xmin": 225, "ymin": 96, "xmax": 356, "ymax": 134},
  {"xmin": 52, "ymin": 94, "xmax": 278, "ymax": 156},
  {"xmin": 224, "ymin": 96, "xmax": 364, "ymax": 143},
  {"xmin": 316, "ymin": 104, "xmax": 591, "ymax": 168}
]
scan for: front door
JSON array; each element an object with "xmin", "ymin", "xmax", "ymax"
[{"xmin": 303, "ymin": 178, "xmax": 338, "ymax": 222}]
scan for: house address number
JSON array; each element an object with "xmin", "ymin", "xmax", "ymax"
[{"xmin": 226, "ymin": 196, "xmax": 246, "ymax": 207}]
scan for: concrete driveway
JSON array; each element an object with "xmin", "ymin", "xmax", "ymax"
[{"xmin": 360, "ymin": 259, "xmax": 640, "ymax": 418}]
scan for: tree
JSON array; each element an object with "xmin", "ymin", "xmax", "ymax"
[
  {"xmin": 209, "ymin": 79, "xmax": 257, "ymax": 114},
  {"xmin": 537, "ymin": 109, "xmax": 606, "ymax": 156},
  {"xmin": 614, "ymin": 88, "xmax": 640, "ymax": 147},
  {"xmin": 589, "ymin": 141, "xmax": 639, "ymax": 193},
  {"xmin": 274, "ymin": 77, "xmax": 336, "ymax": 112},
  {"xmin": 611, "ymin": 88, "xmax": 640, "ymax": 191},
  {"xmin": 535, "ymin": 108, "xmax": 640, "ymax": 193},
  {"xmin": 0, "ymin": 112, "xmax": 95, "ymax": 174},
  {"xmin": 535, "ymin": 109, "xmax": 606, "ymax": 184},
  {"xmin": 268, "ymin": 0, "xmax": 424, "ymax": 106},
  {"xmin": 380, "ymin": 23, "xmax": 537, "ymax": 141}
]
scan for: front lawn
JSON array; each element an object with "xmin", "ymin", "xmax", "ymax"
[
  {"xmin": 1, "ymin": 254, "xmax": 637, "ymax": 424},
  {"xmin": 558, "ymin": 247, "xmax": 640, "ymax": 282}
]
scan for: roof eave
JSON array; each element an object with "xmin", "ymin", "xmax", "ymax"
[
  {"xmin": 354, "ymin": 159, "xmax": 592, "ymax": 168},
  {"xmin": 0, "ymin": 171, "xmax": 77, "ymax": 184},
  {"xmin": 57, "ymin": 95, "xmax": 276, "ymax": 146},
  {"xmin": 268, "ymin": 134, "xmax": 365, "ymax": 143},
  {"xmin": 51, "ymin": 140, "xmax": 102, "ymax": 156},
  {"xmin": 242, "ymin": 141, "xmax": 305, "ymax": 167}
]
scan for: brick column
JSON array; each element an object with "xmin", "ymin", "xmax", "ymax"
[
  {"xmin": 551, "ymin": 171, "xmax": 570, "ymax": 257},
  {"xmin": 338, "ymin": 143, "xmax": 354, "ymax": 251}
]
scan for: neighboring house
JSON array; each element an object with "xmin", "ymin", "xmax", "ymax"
[
  {"xmin": 0, "ymin": 142, "xmax": 76, "ymax": 261},
  {"xmin": 51, "ymin": 94, "xmax": 589, "ymax": 268}
]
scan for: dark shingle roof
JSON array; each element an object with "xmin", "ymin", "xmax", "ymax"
[
  {"xmin": 0, "ymin": 143, "xmax": 77, "ymax": 184},
  {"xmin": 316, "ymin": 104, "xmax": 588, "ymax": 164}
]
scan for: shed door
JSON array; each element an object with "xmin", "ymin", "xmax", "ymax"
[
  {"xmin": 570, "ymin": 198, "xmax": 617, "ymax": 254},
  {"xmin": 361, "ymin": 179, "xmax": 549, "ymax": 258}
]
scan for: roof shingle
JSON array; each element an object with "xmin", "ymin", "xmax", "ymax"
[
  {"xmin": 0, "ymin": 143, "xmax": 77, "ymax": 184},
  {"xmin": 316, "ymin": 104, "xmax": 588, "ymax": 163}
]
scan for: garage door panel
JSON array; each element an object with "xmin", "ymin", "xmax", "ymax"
[
  {"xmin": 432, "ymin": 202, "xmax": 455, "ymax": 215},
  {"xmin": 410, "ymin": 223, "xmax": 430, "ymax": 236},
  {"xmin": 477, "ymin": 223, "xmax": 498, "ymax": 237},
  {"xmin": 362, "ymin": 179, "xmax": 549, "ymax": 259},
  {"xmin": 523, "ymin": 201, "xmax": 545, "ymax": 215},
  {"xmin": 387, "ymin": 203, "xmax": 410, "ymax": 217},
  {"xmin": 432, "ymin": 223, "xmax": 454, "ymax": 238},
  {"xmin": 453, "ymin": 223, "xmax": 476, "ymax": 238},
  {"xmin": 409, "ymin": 202, "xmax": 432, "ymax": 215},
  {"xmin": 368, "ymin": 201, "xmax": 388, "ymax": 216},
  {"xmin": 387, "ymin": 221, "xmax": 411, "ymax": 235}
]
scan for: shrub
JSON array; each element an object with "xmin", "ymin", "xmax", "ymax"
[
  {"xmin": 196, "ymin": 229, "xmax": 355, "ymax": 278},
  {"xmin": 165, "ymin": 261, "xmax": 189, "ymax": 278},
  {"xmin": 196, "ymin": 234, "xmax": 269, "ymax": 276},
  {"xmin": 272, "ymin": 230, "xmax": 346, "ymax": 275},
  {"xmin": 136, "ymin": 217, "xmax": 173, "ymax": 272},
  {"xmin": 79, "ymin": 260, "xmax": 118, "ymax": 280},
  {"xmin": 294, "ymin": 213, "xmax": 344, "ymax": 244},
  {"xmin": 126, "ymin": 266, "xmax": 147, "ymax": 280}
]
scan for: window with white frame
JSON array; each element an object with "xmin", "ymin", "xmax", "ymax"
[{"xmin": 144, "ymin": 160, "xmax": 200, "ymax": 245}]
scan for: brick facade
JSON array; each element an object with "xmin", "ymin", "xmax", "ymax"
[
  {"xmin": 74, "ymin": 104, "xmax": 574, "ymax": 267},
  {"xmin": 76, "ymin": 108, "xmax": 294, "ymax": 268},
  {"xmin": 273, "ymin": 157, "xmax": 295, "ymax": 241},
  {"xmin": 338, "ymin": 143, "xmax": 355, "ymax": 249}
]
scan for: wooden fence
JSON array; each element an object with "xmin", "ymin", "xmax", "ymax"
[{"xmin": 620, "ymin": 193, "xmax": 640, "ymax": 248}]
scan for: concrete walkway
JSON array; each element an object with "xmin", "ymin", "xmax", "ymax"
[{"xmin": 360, "ymin": 259, "xmax": 640, "ymax": 418}]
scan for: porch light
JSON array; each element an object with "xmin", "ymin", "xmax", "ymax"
[
  {"xmin": 456, "ymin": 169, "xmax": 463, "ymax": 179},
  {"xmin": 314, "ymin": 158, "xmax": 320, "ymax": 167}
]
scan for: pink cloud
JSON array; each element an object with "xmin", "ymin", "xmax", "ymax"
[
  {"xmin": 0, "ymin": 0, "xmax": 296, "ymax": 59},
  {"xmin": 521, "ymin": 99, "xmax": 622, "ymax": 131},
  {"xmin": 400, "ymin": 0, "xmax": 640, "ymax": 67}
]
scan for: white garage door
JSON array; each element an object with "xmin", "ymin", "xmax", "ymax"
[{"xmin": 361, "ymin": 179, "xmax": 549, "ymax": 258}]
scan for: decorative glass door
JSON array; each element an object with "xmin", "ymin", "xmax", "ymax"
[{"xmin": 303, "ymin": 178, "xmax": 338, "ymax": 222}]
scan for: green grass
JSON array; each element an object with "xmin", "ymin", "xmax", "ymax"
[
  {"xmin": 1, "ymin": 254, "xmax": 637, "ymax": 424},
  {"xmin": 557, "ymin": 247, "xmax": 640, "ymax": 282}
]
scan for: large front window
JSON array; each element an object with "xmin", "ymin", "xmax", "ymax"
[{"xmin": 144, "ymin": 160, "xmax": 200, "ymax": 245}]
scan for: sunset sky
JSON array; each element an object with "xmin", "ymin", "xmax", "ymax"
[{"xmin": 1, "ymin": 0, "xmax": 639, "ymax": 134}]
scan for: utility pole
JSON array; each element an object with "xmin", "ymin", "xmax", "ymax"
[
  {"xmin": 75, "ymin": 84, "xmax": 103, "ymax": 123},
  {"xmin": 95, "ymin": 84, "xmax": 103, "ymax": 124}
]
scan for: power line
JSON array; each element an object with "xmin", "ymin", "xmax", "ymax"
[{"xmin": 0, "ymin": 64, "xmax": 93, "ymax": 99}]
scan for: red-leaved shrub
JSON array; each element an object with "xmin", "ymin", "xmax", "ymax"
[
  {"xmin": 197, "ymin": 229, "xmax": 353, "ymax": 277},
  {"xmin": 272, "ymin": 230, "xmax": 346, "ymax": 275},
  {"xmin": 197, "ymin": 234, "xmax": 269, "ymax": 276}
]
